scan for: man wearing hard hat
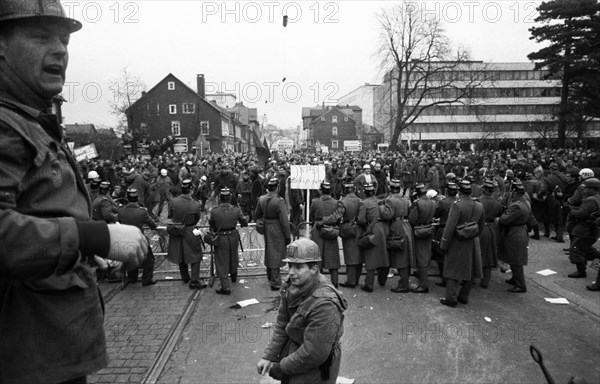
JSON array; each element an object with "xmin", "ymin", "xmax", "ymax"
[
  {"xmin": 0, "ymin": 2, "xmax": 148, "ymax": 383},
  {"xmin": 257, "ymin": 238, "xmax": 348, "ymax": 384}
]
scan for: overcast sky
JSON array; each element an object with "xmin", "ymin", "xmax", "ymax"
[{"xmin": 62, "ymin": 0, "xmax": 544, "ymax": 130}]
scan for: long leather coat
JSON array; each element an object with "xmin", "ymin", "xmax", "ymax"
[
  {"xmin": 328, "ymin": 193, "xmax": 361, "ymax": 265},
  {"xmin": 255, "ymin": 191, "xmax": 291, "ymax": 268},
  {"xmin": 498, "ymin": 194, "xmax": 531, "ymax": 266},
  {"xmin": 358, "ymin": 196, "xmax": 389, "ymax": 270},
  {"xmin": 381, "ymin": 194, "xmax": 415, "ymax": 268},
  {"xmin": 311, "ymin": 195, "xmax": 341, "ymax": 269},
  {"xmin": 167, "ymin": 194, "xmax": 203, "ymax": 264},
  {"xmin": 209, "ymin": 203, "xmax": 248, "ymax": 277},
  {"xmin": 440, "ymin": 197, "xmax": 484, "ymax": 281},
  {"xmin": 408, "ymin": 197, "xmax": 437, "ymax": 267}
]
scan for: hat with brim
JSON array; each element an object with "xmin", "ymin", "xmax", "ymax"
[
  {"xmin": 282, "ymin": 238, "xmax": 321, "ymax": 263},
  {"xmin": 0, "ymin": 0, "xmax": 82, "ymax": 33}
]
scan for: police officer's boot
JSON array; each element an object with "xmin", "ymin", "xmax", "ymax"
[
  {"xmin": 586, "ymin": 268, "xmax": 600, "ymax": 291},
  {"xmin": 568, "ymin": 263, "xmax": 587, "ymax": 278},
  {"xmin": 531, "ymin": 224, "xmax": 540, "ymax": 240}
]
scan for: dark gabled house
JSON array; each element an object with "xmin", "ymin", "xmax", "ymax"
[
  {"xmin": 302, "ymin": 105, "xmax": 361, "ymax": 152},
  {"xmin": 126, "ymin": 73, "xmax": 238, "ymax": 154}
]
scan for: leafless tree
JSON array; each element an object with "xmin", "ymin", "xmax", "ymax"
[
  {"xmin": 375, "ymin": 2, "xmax": 493, "ymax": 150},
  {"xmin": 109, "ymin": 67, "xmax": 146, "ymax": 154}
]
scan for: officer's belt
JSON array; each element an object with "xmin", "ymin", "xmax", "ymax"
[
  {"xmin": 264, "ymin": 216, "xmax": 279, "ymax": 220},
  {"xmin": 218, "ymin": 228, "xmax": 236, "ymax": 234}
]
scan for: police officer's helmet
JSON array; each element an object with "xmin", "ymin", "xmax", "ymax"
[
  {"xmin": 0, "ymin": 0, "xmax": 82, "ymax": 33},
  {"xmin": 511, "ymin": 179, "xmax": 525, "ymax": 192},
  {"xmin": 343, "ymin": 182, "xmax": 354, "ymax": 190},
  {"xmin": 446, "ymin": 182, "xmax": 458, "ymax": 191},
  {"xmin": 266, "ymin": 177, "xmax": 279, "ymax": 190},
  {"xmin": 126, "ymin": 188, "xmax": 139, "ymax": 202},
  {"xmin": 414, "ymin": 183, "xmax": 426, "ymax": 195},
  {"xmin": 219, "ymin": 187, "xmax": 231, "ymax": 197},
  {"xmin": 458, "ymin": 180, "xmax": 472, "ymax": 194},
  {"xmin": 364, "ymin": 183, "xmax": 375, "ymax": 192},
  {"xmin": 99, "ymin": 181, "xmax": 110, "ymax": 190},
  {"xmin": 320, "ymin": 181, "xmax": 331, "ymax": 193},
  {"xmin": 181, "ymin": 179, "xmax": 192, "ymax": 192},
  {"xmin": 282, "ymin": 238, "xmax": 321, "ymax": 263},
  {"xmin": 482, "ymin": 179, "xmax": 495, "ymax": 192},
  {"xmin": 389, "ymin": 179, "xmax": 401, "ymax": 190}
]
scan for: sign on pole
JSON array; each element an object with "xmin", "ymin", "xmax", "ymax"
[
  {"xmin": 290, "ymin": 165, "xmax": 326, "ymax": 190},
  {"xmin": 344, "ymin": 140, "xmax": 362, "ymax": 152},
  {"xmin": 73, "ymin": 144, "xmax": 98, "ymax": 162}
]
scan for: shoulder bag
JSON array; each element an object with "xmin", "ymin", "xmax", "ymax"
[
  {"xmin": 412, "ymin": 202, "xmax": 435, "ymax": 239},
  {"xmin": 454, "ymin": 200, "xmax": 479, "ymax": 241}
]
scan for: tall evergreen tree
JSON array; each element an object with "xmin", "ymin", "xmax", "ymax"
[{"xmin": 528, "ymin": 0, "xmax": 600, "ymax": 146}]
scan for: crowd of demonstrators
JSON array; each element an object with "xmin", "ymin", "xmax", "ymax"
[{"xmin": 77, "ymin": 143, "xmax": 600, "ymax": 295}]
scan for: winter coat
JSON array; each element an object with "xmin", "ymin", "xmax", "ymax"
[
  {"xmin": 498, "ymin": 195, "xmax": 531, "ymax": 266},
  {"xmin": 166, "ymin": 194, "xmax": 203, "ymax": 264},
  {"xmin": 0, "ymin": 97, "xmax": 109, "ymax": 384},
  {"xmin": 264, "ymin": 274, "xmax": 348, "ymax": 384},
  {"xmin": 381, "ymin": 194, "xmax": 415, "ymax": 268},
  {"xmin": 332, "ymin": 193, "xmax": 361, "ymax": 265},
  {"xmin": 440, "ymin": 197, "xmax": 484, "ymax": 281},
  {"xmin": 408, "ymin": 197, "xmax": 436, "ymax": 268},
  {"xmin": 311, "ymin": 195, "xmax": 341, "ymax": 269},
  {"xmin": 209, "ymin": 203, "xmax": 248, "ymax": 277},
  {"xmin": 255, "ymin": 192, "xmax": 291, "ymax": 268},
  {"xmin": 479, "ymin": 194, "xmax": 502, "ymax": 267},
  {"xmin": 357, "ymin": 196, "xmax": 389, "ymax": 270}
]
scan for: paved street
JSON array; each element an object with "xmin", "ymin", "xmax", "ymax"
[{"xmin": 92, "ymin": 235, "xmax": 600, "ymax": 384}]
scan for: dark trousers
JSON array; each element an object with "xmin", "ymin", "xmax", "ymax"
[
  {"xmin": 446, "ymin": 279, "xmax": 472, "ymax": 303},
  {"xmin": 127, "ymin": 245, "xmax": 155, "ymax": 283},
  {"xmin": 510, "ymin": 265, "xmax": 526, "ymax": 290},
  {"xmin": 482, "ymin": 266, "xmax": 492, "ymax": 287},
  {"xmin": 364, "ymin": 267, "xmax": 389, "ymax": 289},
  {"xmin": 329, "ymin": 269, "xmax": 338, "ymax": 287},
  {"xmin": 268, "ymin": 267, "xmax": 281, "ymax": 289},
  {"xmin": 344, "ymin": 264, "xmax": 361, "ymax": 286},
  {"xmin": 58, "ymin": 377, "xmax": 87, "ymax": 384},
  {"xmin": 395, "ymin": 268, "xmax": 410, "ymax": 290},
  {"xmin": 179, "ymin": 262, "xmax": 200, "ymax": 283},
  {"xmin": 417, "ymin": 267, "xmax": 429, "ymax": 289}
]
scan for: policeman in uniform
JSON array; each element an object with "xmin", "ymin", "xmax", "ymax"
[
  {"xmin": 358, "ymin": 183, "xmax": 389, "ymax": 292},
  {"xmin": 312, "ymin": 181, "xmax": 341, "ymax": 287},
  {"xmin": 479, "ymin": 179, "xmax": 503, "ymax": 288},
  {"xmin": 118, "ymin": 188, "xmax": 159, "ymax": 286},
  {"xmin": 439, "ymin": 180, "xmax": 484, "ymax": 307},
  {"xmin": 432, "ymin": 182, "xmax": 458, "ymax": 287},
  {"xmin": 92, "ymin": 182, "xmax": 119, "ymax": 223},
  {"xmin": 408, "ymin": 183, "xmax": 437, "ymax": 293},
  {"xmin": 382, "ymin": 179, "xmax": 415, "ymax": 293},
  {"xmin": 499, "ymin": 180, "xmax": 532, "ymax": 293},
  {"xmin": 336, "ymin": 182, "xmax": 362, "ymax": 288},
  {"xmin": 167, "ymin": 179, "xmax": 206, "ymax": 289},
  {"xmin": 209, "ymin": 187, "xmax": 248, "ymax": 295},
  {"xmin": 255, "ymin": 177, "xmax": 291, "ymax": 290},
  {"xmin": 566, "ymin": 178, "xmax": 600, "ymax": 280}
]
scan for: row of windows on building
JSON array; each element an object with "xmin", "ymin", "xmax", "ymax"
[
  {"xmin": 409, "ymin": 121, "xmax": 560, "ymax": 133},
  {"xmin": 141, "ymin": 120, "xmax": 211, "ymax": 137},
  {"xmin": 406, "ymin": 86, "xmax": 562, "ymax": 100},
  {"xmin": 146, "ymin": 102, "xmax": 196, "ymax": 116},
  {"xmin": 401, "ymin": 69, "xmax": 548, "ymax": 82},
  {"xmin": 418, "ymin": 104, "xmax": 559, "ymax": 117},
  {"xmin": 320, "ymin": 115, "xmax": 350, "ymax": 123}
]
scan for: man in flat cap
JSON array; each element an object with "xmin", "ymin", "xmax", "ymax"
[
  {"xmin": 255, "ymin": 177, "xmax": 291, "ymax": 290},
  {"xmin": 257, "ymin": 238, "xmax": 347, "ymax": 383},
  {"xmin": 209, "ymin": 187, "xmax": 248, "ymax": 295}
]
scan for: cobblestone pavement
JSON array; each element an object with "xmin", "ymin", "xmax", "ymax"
[{"xmin": 89, "ymin": 282, "xmax": 195, "ymax": 384}]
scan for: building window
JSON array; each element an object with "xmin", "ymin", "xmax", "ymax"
[
  {"xmin": 332, "ymin": 126, "xmax": 338, "ymax": 136},
  {"xmin": 168, "ymin": 81, "xmax": 175, "ymax": 90},
  {"xmin": 182, "ymin": 103, "xmax": 195, "ymax": 114},
  {"xmin": 332, "ymin": 115, "xmax": 338, "ymax": 123},
  {"xmin": 344, "ymin": 116, "xmax": 348, "ymax": 122},
  {"xmin": 200, "ymin": 121, "xmax": 209, "ymax": 135},
  {"xmin": 332, "ymin": 140, "xmax": 339, "ymax": 149},
  {"xmin": 155, "ymin": 102, "xmax": 160, "ymax": 115},
  {"xmin": 169, "ymin": 104, "xmax": 177, "ymax": 114},
  {"xmin": 171, "ymin": 121, "xmax": 181, "ymax": 136}
]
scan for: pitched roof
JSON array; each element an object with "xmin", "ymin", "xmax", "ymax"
[{"xmin": 64, "ymin": 123, "xmax": 97, "ymax": 136}]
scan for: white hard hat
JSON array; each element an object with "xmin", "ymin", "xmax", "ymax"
[
  {"xmin": 579, "ymin": 168, "xmax": 594, "ymax": 180},
  {"xmin": 87, "ymin": 170, "xmax": 99, "ymax": 179},
  {"xmin": 363, "ymin": 164, "xmax": 371, "ymax": 169},
  {"xmin": 160, "ymin": 169, "xmax": 168, "ymax": 176},
  {"xmin": 200, "ymin": 175, "xmax": 207, "ymax": 181}
]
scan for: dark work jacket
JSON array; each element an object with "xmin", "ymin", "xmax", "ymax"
[
  {"xmin": 0, "ymin": 98, "xmax": 109, "ymax": 384},
  {"xmin": 264, "ymin": 274, "xmax": 348, "ymax": 384}
]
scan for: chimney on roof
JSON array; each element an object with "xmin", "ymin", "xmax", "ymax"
[
  {"xmin": 197, "ymin": 74, "xmax": 205, "ymax": 98},
  {"xmin": 141, "ymin": 91, "xmax": 146, "ymax": 98}
]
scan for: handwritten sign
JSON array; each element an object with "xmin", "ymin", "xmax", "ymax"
[
  {"xmin": 73, "ymin": 143, "xmax": 98, "ymax": 162},
  {"xmin": 290, "ymin": 165, "xmax": 326, "ymax": 190}
]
